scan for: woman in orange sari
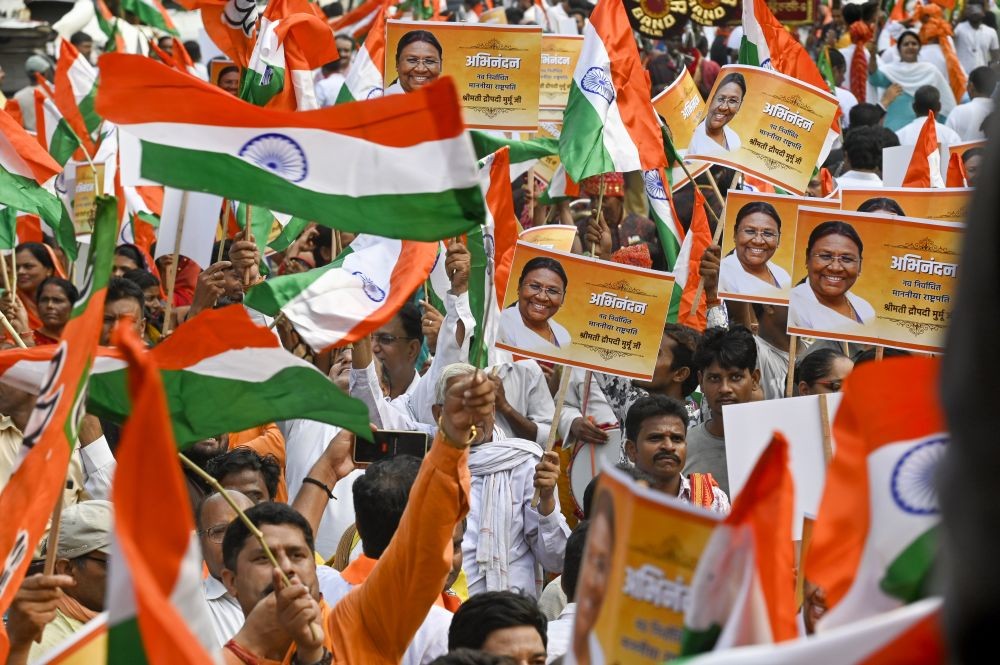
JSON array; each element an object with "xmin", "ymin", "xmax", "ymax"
[{"xmin": 10, "ymin": 243, "xmax": 60, "ymax": 330}]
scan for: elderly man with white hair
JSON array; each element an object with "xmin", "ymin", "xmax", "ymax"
[{"xmin": 432, "ymin": 362, "xmax": 570, "ymax": 599}]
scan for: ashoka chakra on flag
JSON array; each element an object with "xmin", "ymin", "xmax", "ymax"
[
  {"xmin": 890, "ymin": 437, "xmax": 946, "ymax": 516},
  {"xmin": 581, "ymin": 66, "xmax": 615, "ymax": 104},
  {"xmin": 238, "ymin": 133, "xmax": 309, "ymax": 182},
  {"xmin": 643, "ymin": 170, "xmax": 667, "ymax": 200}
]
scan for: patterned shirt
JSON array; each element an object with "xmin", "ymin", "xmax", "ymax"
[{"xmin": 678, "ymin": 473, "xmax": 731, "ymax": 514}]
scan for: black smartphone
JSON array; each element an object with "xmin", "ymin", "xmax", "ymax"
[{"xmin": 353, "ymin": 430, "xmax": 430, "ymax": 465}]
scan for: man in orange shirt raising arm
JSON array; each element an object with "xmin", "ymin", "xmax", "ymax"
[{"xmin": 219, "ymin": 369, "xmax": 494, "ymax": 665}]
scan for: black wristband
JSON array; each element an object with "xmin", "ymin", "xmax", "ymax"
[{"xmin": 302, "ymin": 476, "xmax": 336, "ymax": 500}]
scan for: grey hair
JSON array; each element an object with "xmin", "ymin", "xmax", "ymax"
[{"xmin": 435, "ymin": 362, "xmax": 477, "ymax": 405}]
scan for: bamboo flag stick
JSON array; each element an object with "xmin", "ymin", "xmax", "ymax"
[
  {"xmin": 42, "ymin": 479, "xmax": 67, "ymax": 575},
  {"xmin": 785, "ymin": 335, "xmax": 798, "ymax": 397},
  {"xmin": 532, "ymin": 366, "xmax": 572, "ymax": 508},
  {"xmin": 179, "ymin": 453, "xmax": 322, "ymax": 641},
  {"xmin": 161, "ymin": 191, "xmax": 189, "ymax": 336},
  {"xmin": 818, "ymin": 393, "xmax": 833, "ymax": 464},
  {"xmin": 0, "ymin": 310, "xmax": 27, "ymax": 348}
]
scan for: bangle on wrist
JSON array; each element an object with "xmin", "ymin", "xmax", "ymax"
[{"xmin": 437, "ymin": 416, "xmax": 477, "ymax": 448}]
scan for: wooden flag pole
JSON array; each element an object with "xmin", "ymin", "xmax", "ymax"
[
  {"xmin": 42, "ymin": 479, "xmax": 67, "ymax": 575},
  {"xmin": 179, "ymin": 453, "xmax": 322, "ymax": 641},
  {"xmin": 875, "ymin": 345, "xmax": 884, "ymax": 362},
  {"xmin": 216, "ymin": 202, "xmax": 231, "ymax": 265},
  {"xmin": 818, "ymin": 393, "xmax": 833, "ymax": 464},
  {"xmin": 0, "ymin": 251, "xmax": 12, "ymax": 294},
  {"xmin": 532, "ymin": 366, "xmax": 572, "ymax": 508},
  {"xmin": 686, "ymin": 170, "xmax": 734, "ymax": 318},
  {"xmin": 161, "ymin": 191, "xmax": 188, "ymax": 336},
  {"xmin": 785, "ymin": 335, "xmax": 798, "ymax": 397},
  {"xmin": 243, "ymin": 204, "xmax": 255, "ymax": 287},
  {"xmin": 0, "ymin": 310, "xmax": 27, "ymax": 348},
  {"xmin": 591, "ymin": 180, "xmax": 606, "ymax": 257}
]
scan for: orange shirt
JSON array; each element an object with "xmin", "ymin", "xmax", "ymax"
[
  {"xmin": 228, "ymin": 424, "xmax": 287, "ymax": 502},
  {"xmin": 224, "ymin": 435, "xmax": 470, "ymax": 665}
]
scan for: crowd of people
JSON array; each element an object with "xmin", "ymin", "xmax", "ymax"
[{"xmin": 0, "ymin": 0, "xmax": 993, "ymax": 662}]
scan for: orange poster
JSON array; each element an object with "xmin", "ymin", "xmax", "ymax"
[
  {"xmin": 497, "ymin": 241, "xmax": 674, "ymax": 379},
  {"xmin": 686, "ymin": 65, "xmax": 840, "ymax": 195},
  {"xmin": 519, "ymin": 225, "xmax": 578, "ymax": 252},
  {"xmin": 571, "ymin": 466, "xmax": 720, "ymax": 663},
  {"xmin": 539, "ymin": 34, "xmax": 584, "ymax": 111},
  {"xmin": 652, "ymin": 67, "xmax": 705, "ymax": 151},
  {"xmin": 839, "ymin": 186, "xmax": 972, "ymax": 223},
  {"xmin": 385, "ymin": 21, "xmax": 542, "ymax": 131},
  {"xmin": 787, "ymin": 207, "xmax": 963, "ymax": 352},
  {"xmin": 718, "ymin": 190, "xmax": 839, "ymax": 305}
]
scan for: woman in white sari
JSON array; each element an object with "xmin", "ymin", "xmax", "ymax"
[
  {"xmin": 868, "ymin": 29, "xmax": 956, "ymax": 131},
  {"xmin": 718, "ymin": 201, "xmax": 791, "ymax": 299}
]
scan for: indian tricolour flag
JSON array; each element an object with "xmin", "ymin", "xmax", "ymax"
[
  {"xmin": 559, "ymin": 0, "xmax": 665, "ymax": 182},
  {"xmin": 902, "ymin": 111, "xmax": 944, "ymax": 188},
  {"xmin": 120, "ymin": 0, "xmax": 178, "ymax": 34},
  {"xmin": 467, "ymin": 147, "xmax": 518, "ymax": 368},
  {"xmin": 673, "ymin": 597, "xmax": 944, "ymax": 664},
  {"xmin": 0, "ymin": 196, "xmax": 115, "ymax": 662},
  {"xmin": 681, "ymin": 434, "xmax": 797, "ymax": 655},
  {"xmin": 0, "ymin": 108, "xmax": 76, "ymax": 258},
  {"xmin": 667, "ymin": 187, "xmax": 710, "ymax": 330},
  {"xmin": 107, "ymin": 318, "xmax": 219, "ymax": 664},
  {"xmin": 54, "ymin": 37, "xmax": 101, "ymax": 150},
  {"xmin": 335, "ymin": 4, "xmax": 388, "ymax": 104},
  {"xmin": 0, "ymin": 306, "xmax": 371, "ymax": 444},
  {"xmin": 99, "ymin": 54, "xmax": 485, "ymax": 241},
  {"xmin": 34, "ymin": 86, "xmax": 80, "ymax": 166},
  {"xmin": 807, "ymin": 357, "xmax": 945, "ymax": 631},
  {"xmin": 539, "ymin": 163, "xmax": 580, "ymax": 203},
  {"xmin": 740, "ymin": 0, "xmax": 840, "ymax": 154},
  {"xmin": 244, "ymin": 234, "xmax": 438, "ymax": 353},
  {"xmin": 329, "ymin": 0, "xmax": 390, "ymax": 40},
  {"xmin": 241, "ymin": 0, "xmax": 338, "ymax": 110}
]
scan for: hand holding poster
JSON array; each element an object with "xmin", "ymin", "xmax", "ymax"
[
  {"xmin": 686, "ymin": 65, "xmax": 840, "ymax": 195},
  {"xmin": 496, "ymin": 241, "xmax": 674, "ymax": 379},
  {"xmin": 787, "ymin": 207, "xmax": 963, "ymax": 351},
  {"xmin": 385, "ymin": 21, "xmax": 542, "ymax": 131},
  {"xmin": 839, "ymin": 186, "xmax": 972, "ymax": 223},
  {"xmin": 718, "ymin": 191, "xmax": 838, "ymax": 304},
  {"xmin": 572, "ymin": 466, "xmax": 721, "ymax": 663}
]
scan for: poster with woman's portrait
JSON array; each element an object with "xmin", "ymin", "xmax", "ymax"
[
  {"xmin": 839, "ymin": 186, "xmax": 972, "ymax": 223},
  {"xmin": 686, "ymin": 65, "xmax": 840, "ymax": 195},
  {"xmin": 496, "ymin": 242, "xmax": 674, "ymax": 380},
  {"xmin": 570, "ymin": 466, "xmax": 720, "ymax": 664},
  {"xmin": 384, "ymin": 21, "xmax": 542, "ymax": 130},
  {"xmin": 718, "ymin": 191, "xmax": 839, "ymax": 305},
  {"xmin": 787, "ymin": 207, "xmax": 964, "ymax": 351}
]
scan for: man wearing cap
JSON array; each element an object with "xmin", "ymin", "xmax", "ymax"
[
  {"xmin": 12, "ymin": 54, "xmax": 53, "ymax": 132},
  {"xmin": 3, "ymin": 500, "xmax": 111, "ymax": 663},
  {"xmin": 580, "ymin": 172, "xmax": 665, "ymax": 271}
]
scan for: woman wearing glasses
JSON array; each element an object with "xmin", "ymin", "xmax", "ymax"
[
  {"xmin": 688, "ymin": 72, "xmax": 745, "ymax": 158},
  {"xmin": 789, "ymin": 221, "xmax": 875, "ymax": 331},
  {"xmin": 499, "ymin": 257, "xmax": 571, "ymax": 352},
  {"xmin": 719, "ymin": 201, "xmax": 791, "ymax": 298},
  {"xmin": 386, "ymin": 30, "xmax": 443, "ymax": 95}
]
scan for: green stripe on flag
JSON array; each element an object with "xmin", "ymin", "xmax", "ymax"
[
  {"xmin": 0, "ymin": 206, "xmax": 16, "ymax": 250},
  {"xmin": 0, "ymin": 167, "xmax": 77, "ymax": 260},
  {"xmin": 679, "ymin": 623, "xmax": 722, "ymax": 656},
  {"xmin": 466, "ymin": 225, "xmax": 489, "ymax": 368},
  {"xmin": 108, "ymin": 616, "xmax": 148, "ymax": 665},
  {"xmin": 120, "ymin": 0, "xmax": 177, "ymax": 34},
  {"xmin": 470, "ymin": 131, "xmax": 559, "ymax": 163},
  {"xmin": 267, "ymin": 216, "xmax": 309, "ymax": 252},
  {"xmin": 560, "ymin": 83, "xmax": 617, "ymax": 182},
  {"xmin": 86, "ymin": 365, "xmax": 372, "ymax": 445},
  {"xmin": 138, "ymin": 141, "xmax": 484, "ymax": 242},
  {"xmin": 50, "ymin": 119, "xmax": 81, "ymax": 166},
  {"xmin": 79, "ymin": 88, "xmax": 102, "ymax": 137},
  {"xmin": 244, "ymin": 244, "xmax": 354, "ymax": 316},
  {"xmin": 239, "ymin": 65, "xmax": 286, "ymax": 108},
  {"xmin": 136, "ymin": 210, "xmax": 160, "ymax": 227},
  {"xmin": 880, "ymin": 526, "xmax": 937, "ymax": 604},
  {"xmin": 738, "ymin": 38, "xmax": 762, "ymax": 67}
]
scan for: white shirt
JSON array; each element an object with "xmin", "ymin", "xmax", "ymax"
[
  {"xmin": 894, "ymin": 116, "xmax": 963, "ymax": 147},
  {"xmin": 754, "ymin": 336, "xmax": 789, "ymax": 401},
  {"xmin": 836, "ymin": 170, "xmax": 882, "ymax": 189},
  {"xmin": 278, "ymin": 418, "xmax": 364, "ymax": 559},
  {"xmin": 316, "ymin": 72, "xmax": 346, "ymax": 107},
  {"xmin": 546, "ymin": 602, "xmax": 577, "ymax": 663},
  {"xmin": 834, "ymin": 86, "xmax": 859, "ymax": 128},
  {"xmin": 498, "ymin": 306, "xmax": 571, "ymax": 352},
  {"xmin": 916, "ymin": 42, "xmax": 955, "ymax": 86},
  {"xmin": 945, "ymin": 96, "xmax": 995, "ymax": 141},
  {"xmin": 718, "ymin": 252, "xmax": 791, "ymax": 300},
  {"xmin": 688, "ymin": 121, "xmax": 742, "ymax": 157},
  {"xmin": 492, "ymin": 360, "xmax": 555, "ymax": 447},
  {"xmin": 558, "ymin": 368, "xmax": 617, "ymax": 446},
  {"xmin": 726, "ymin": 26, "xmax": 744, "ymax": 52},
  {"xmin": 202, "ymin": 576, "xmax": 245, "ymax": 649},
  {"xmin": 463, "ymin": 440, "xmax": 571, "ymax": 597},
  {"xmin": 954, "ymin": 21, "xmax": 999, "ymax": 75}
]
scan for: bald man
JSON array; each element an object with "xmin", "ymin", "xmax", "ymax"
[{"xmin": 198, "ymin": 491, "xmax": 255, "ymax": 648}]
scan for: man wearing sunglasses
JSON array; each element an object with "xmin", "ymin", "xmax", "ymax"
[{"xmin": 6, "ymin": 501, "xmax": 112, "ymax": 663}]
